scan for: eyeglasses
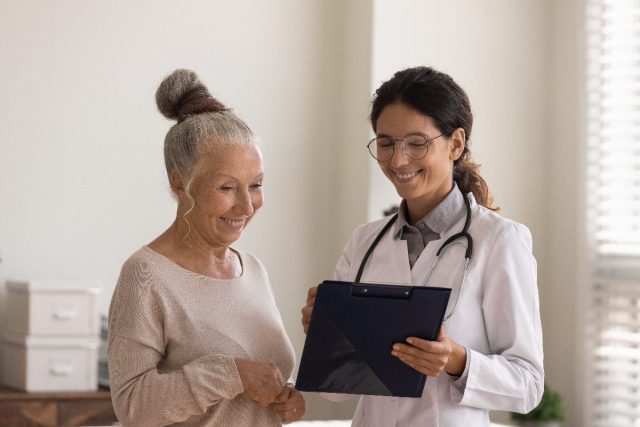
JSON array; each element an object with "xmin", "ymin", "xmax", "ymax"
[{"xmin": 366, "ymin": 134, "xmax": 443, "ymax": 162}]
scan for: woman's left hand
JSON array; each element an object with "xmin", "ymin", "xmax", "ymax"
[
  {"xmin": 272, "ymin": 385, "xmax": 305, "ymax": 424},
  {"xmin": 391, "ymin": 328, "xmax": 466, "ymax": 377}
]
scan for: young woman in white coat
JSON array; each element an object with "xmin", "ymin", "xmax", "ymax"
[{"xmin": 301, "ymin": 66, "xmax": 544, "ymax": 426}]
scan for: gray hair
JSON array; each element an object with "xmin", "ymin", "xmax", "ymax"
[{"xmin": 155, "ymin": 69, "xmax": 255, "ymax": 191}]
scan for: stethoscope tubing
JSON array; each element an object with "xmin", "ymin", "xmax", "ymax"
[{"xmin": 356, "ymin": 188, "xmax": 474, "ymax": 321}]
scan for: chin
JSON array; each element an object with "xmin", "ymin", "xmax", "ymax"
[{"xmin": 393, "ymin": 185, "xmax": 420, "ymax": 200}]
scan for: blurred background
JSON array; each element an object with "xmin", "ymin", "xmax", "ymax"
[{"xmin": 1, "ymin": 1, "xmax": 638, "ymax": 426}]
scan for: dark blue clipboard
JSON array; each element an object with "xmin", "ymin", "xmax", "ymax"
[{"xmin": 295, "ymin": 280, "xmax": 451, "ymax": 398}]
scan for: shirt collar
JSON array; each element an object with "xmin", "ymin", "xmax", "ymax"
[{"xmin": 392, "ymin": 182, "xmax": 466, "ymax": 238}]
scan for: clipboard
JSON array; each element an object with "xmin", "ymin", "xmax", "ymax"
[{"xmin": 295, "ymin": 280, "xmax": 451, "ymax": 398}]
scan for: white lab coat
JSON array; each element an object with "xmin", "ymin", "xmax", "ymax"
[{"xmin": 328, "ymin": 193, "xmax": 544, "ymax": 427}]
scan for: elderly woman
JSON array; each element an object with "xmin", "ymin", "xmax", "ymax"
[{"xmin": 108, "ymin": 69, "xmax": 305, "ymax": 426}]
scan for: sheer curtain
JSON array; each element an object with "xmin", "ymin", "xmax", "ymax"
[{"xmin": 585, "ymin": 1, "xmax": 640, "ymax": 425}]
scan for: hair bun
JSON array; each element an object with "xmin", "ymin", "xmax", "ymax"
[{"xmin": 155, "ymin": 69, "xmax": 227, "ymax": 122}]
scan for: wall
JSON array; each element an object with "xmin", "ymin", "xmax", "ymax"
[
  {"xmin": 547, "ymin": 0, "xmax": 583, "ymax": 425},
  {"xmin": 0, "ymin": 0, "xmax": 364, "ymax": 419}
]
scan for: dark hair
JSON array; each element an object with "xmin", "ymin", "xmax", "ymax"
[{"xmin": 370, "ymin": 66, "xmax": 498, "ymax": 211}]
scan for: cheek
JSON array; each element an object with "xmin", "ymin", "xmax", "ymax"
[
  {"xmin": 433, "ymin": 157, "xmax": 454, "ymax": 176},
  {"xmin": 419, "ymin": 154, "xmax": 448, "ymax": 175},
  {"xmin": 380, "ymin": 163, "xmax": 393, "ymax": 176},
  {"xmin": 203, "ymin": 194, "xmax": 233, "ymax": 217}
]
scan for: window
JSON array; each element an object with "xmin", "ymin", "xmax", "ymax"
[{"xmin": 585, "ymin": 1, "xmax": 640, "ymax": 426}]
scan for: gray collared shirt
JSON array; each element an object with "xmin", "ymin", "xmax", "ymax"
[
  {"xmin": 395, "ymin": 183, "xmax": 466, "ymax": 269},
  {"xmin": 394, "ymin": 183, "xmax": 471, "ymax": 384}
]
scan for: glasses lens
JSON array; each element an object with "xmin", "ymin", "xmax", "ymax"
[
  {"xmin": 404, "ymin": 135, "xmax": 429, "ymax": 159},
  {"xmin": 368, "ymin": 137, "xmax": 394, "ymax": 161},
  {"xmin": 368, "ymin": 135, "xmax": 431, "ymax": 161}
]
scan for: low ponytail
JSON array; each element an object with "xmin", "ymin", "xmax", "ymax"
[{"xmin": 454, "ymin": 155, "xmax": 499, "ymax": 212}]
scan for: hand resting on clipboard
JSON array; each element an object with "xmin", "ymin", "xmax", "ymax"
[{"xmin": 296, "ymin": 280, "xmax": 451, "ymax": 398}]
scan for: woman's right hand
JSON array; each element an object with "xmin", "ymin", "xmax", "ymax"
[
  {"xmin": 300, "ymin": 286, "xmax": 317, "ymax": 334},
  {"xmin": 234, "ymin": 358, "xmax": 285, "ymax": 407}
]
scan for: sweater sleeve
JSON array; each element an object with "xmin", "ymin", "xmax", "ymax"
[
  {"xmin": 107, "ymin": 259, "xmax": 244, "ymax": 426},
  {"xmin": 451, "ymin": 223, "xmax": 544, "ymax": 413}
]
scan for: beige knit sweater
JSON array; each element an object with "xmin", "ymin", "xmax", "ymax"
[{"xmin": 108, "ymin": 246, "xmax": 295, "ymax": 426}]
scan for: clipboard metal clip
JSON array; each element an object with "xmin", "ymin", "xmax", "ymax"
[{"xmin": 351, "ymin": 283, "xmax": 413, "ymax": 299}]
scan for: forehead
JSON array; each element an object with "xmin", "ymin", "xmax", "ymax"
[
  {"xmin": 376, "ymin": 102, "xmax": 438, "ymax": 134},
  {"xmin": 200, "ymin": 144, "xmax": 263, "ymax": 179}
]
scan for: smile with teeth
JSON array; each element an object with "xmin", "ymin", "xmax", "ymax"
[
  {"xmin": 221, "ymin": 217, "xmax": 245, "ymax": 227},
  {"xmin": 394, "ymin": 170, "xmax": 421, "ymax": 181}
]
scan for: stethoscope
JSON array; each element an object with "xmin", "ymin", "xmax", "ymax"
[{"xmin": 355, "ymin": 187, "xmax": 474, "ymax": 321}]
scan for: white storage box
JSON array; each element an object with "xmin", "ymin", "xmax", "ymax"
[
  {"xmin": 2, "ymin": 332, "xmax": 100, "ymax": 392},
  {"xmin": 5, "ymin": 280, "xmax": 101, "ymax": 336}
]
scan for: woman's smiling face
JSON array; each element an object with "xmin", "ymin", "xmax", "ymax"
[
  {"xmin": 182, "ymin": 144, "xmax": 264, "ymax": 249},
  {"xmin": 375, "ymin": 102, "xmax": 461, "ymax": 215}
]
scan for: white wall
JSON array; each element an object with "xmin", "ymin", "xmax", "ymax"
[
  {"xmin": 547, "ymin": 0, "xmax": 583, "ymax": 425},
  {"xmin": 0, "ymin": 0, "xmax": 583, "ymax": 424},
  {"xmin": 0, "ymin": 0, "xmax": 364, "ymax": 419}
]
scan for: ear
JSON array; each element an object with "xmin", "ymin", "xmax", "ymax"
[
  {"xmin": 170, "ymin": 169, "xmax": 185, "ymax": 195},
  {"xmin": 449, "ymin": 128, "xmax": 466, "ymax": 161}
]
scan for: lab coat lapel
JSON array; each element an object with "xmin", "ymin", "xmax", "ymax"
[{"xmin": 363, "ymin": 231, "xmax": 412, "ymax": 286}]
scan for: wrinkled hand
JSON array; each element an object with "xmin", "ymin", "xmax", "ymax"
[
  {"xmin": 234, "ymin": 358, "xmax": 285, "ymax": 407},
  {"xmin": 300, "ymin": 286, "xmax": 317, "ymax": 334},
  {"xmin": 272, "ymin": 384, "xmax": 305, "ymax": 424},
  {"xmin": 391, "ymin": 328, "xmax": 466, "ymax": 377}
]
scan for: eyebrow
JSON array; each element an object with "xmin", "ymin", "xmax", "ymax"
[
  {"xmin": 214, "ymin": 173, "xmax": 264, "ymax": 180},
  {"xmin": 376, "ymin": 131, "xmax": 432, "ymax": 138}
]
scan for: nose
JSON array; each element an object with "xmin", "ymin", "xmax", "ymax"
[
  {"xmin": 390, "ymin": 140, "xmax": 411, "ymax": 167},
  {"xmin": 236, "ymin": 189, "xmax": 255, "ymax": 216}
]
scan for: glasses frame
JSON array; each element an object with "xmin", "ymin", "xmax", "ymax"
[{"xmin": 366, "ymin": 134, "xmax": 443, "ymax": 162}]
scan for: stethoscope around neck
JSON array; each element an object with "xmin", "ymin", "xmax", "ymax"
[{"xmin": 355, "ymin": 187, "xmax": 474, "ymax": 321}]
